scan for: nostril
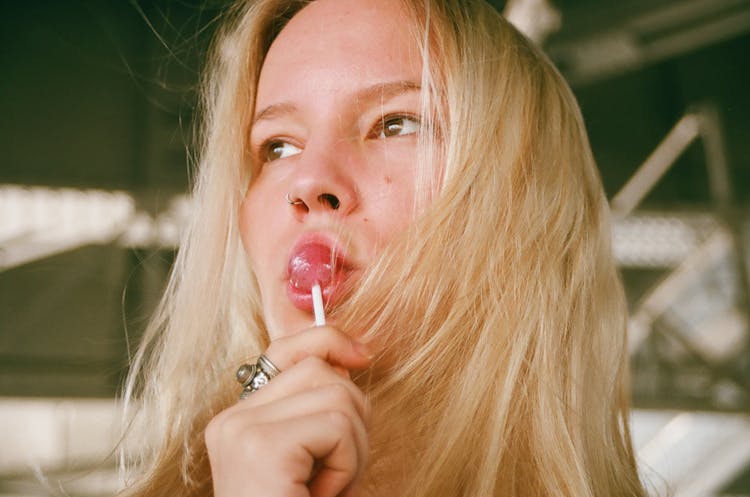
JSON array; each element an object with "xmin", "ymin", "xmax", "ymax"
[
  {"xmin": 318, "ymin": 193, "xmax": 340, "ymax": 210},
  {"xmin": 286, "ymin": 193, "xmax": 309, "ymax": 212}
]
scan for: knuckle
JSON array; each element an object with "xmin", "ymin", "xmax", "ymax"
[
  {"xmin": 327, "ymin": 326, "xmax": 353, "ymax": 349},
  {"xmin": 204, "ymin": 415, "xmax": 221, "ymax": 448},
  {"xmin": 266, "ymin": 326, "xmax": 351, "ymax": 370},
  {"xmin": 238, "ymin": 425, "xmax": 270, "ymax": 452},
  {"xmin": 326, "ymin": 382, "xmax": 351, "ymax": 402},
  {"xmin": 320, "ymin": 325, "xmax": 340, "ymax": 341},
  {"xmin": 204, "ymin": 409, "xmax": 284, "ymax": 467},
  {"xmin": 312, "ymin": 325, "xmax": 346, "ymax": 351},
  {"xmin": 326, "ymin": 409, "xmax": 353, "ymax": 432},
  {"xmin": 299, "ymin": 355, "xmax": 328, "ymax": 373},
  {"xmin": 297, "ymin": 357, "xmax": 341, "ymax": 389},
  {"xmin": 205, "ymin": 409, "xmax": 266, "ymax": 452},
  {"xmin": 204, "ymin": 410, "xmax": 234, "ymax": 449}
]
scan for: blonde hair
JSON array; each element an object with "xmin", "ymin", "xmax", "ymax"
[{"xmin": 120, "ymin": 1, "xmax": 647, "ymax": 496}]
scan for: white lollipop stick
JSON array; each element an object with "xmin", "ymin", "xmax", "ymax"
[{"xmin": 312, "ymin": 282, "xmax": 326, "ymax": 326}]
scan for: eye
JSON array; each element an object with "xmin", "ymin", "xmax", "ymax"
[
  {"xmin": 373, "ymin": 114, "xmax": 421, "ymax": 139},
  {"xmin": 262, "ymin": 140, "xmax": 302, "ymax": 162}
]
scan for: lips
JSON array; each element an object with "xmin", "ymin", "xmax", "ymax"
[{"xmin": 286, "ymin": 235, "xmax": 353, "ymax": 312}]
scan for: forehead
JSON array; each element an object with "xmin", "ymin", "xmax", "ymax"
[{"xmin": 256, "ymin": 0, "xmax": 422, "ymax": 103}]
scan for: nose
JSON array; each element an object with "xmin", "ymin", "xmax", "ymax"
[
  {"xmin": 285, "ymin": 142, "xmax": 359, "ymax": 218},
  {"xmin": 286, "ymin": 192, "xmax": 342, "ymax": 210}
]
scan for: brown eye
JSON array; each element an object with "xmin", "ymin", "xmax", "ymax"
[
  {"xmin": 264, "ymin": 140, "xmax": 301, "ymax": 162},
  {"xmin": 376, "ymin": 115, "xmax": 420, "ymax": 138}
]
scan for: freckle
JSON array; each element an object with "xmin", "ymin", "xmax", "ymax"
[{"xmin": 384, "ymin": 175, "xmax": 392, "ymax": 184}]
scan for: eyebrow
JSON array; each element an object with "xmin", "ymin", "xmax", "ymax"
[{"xmin": 251, "ymin": 80, "xmax": 422, "ymax": 125}]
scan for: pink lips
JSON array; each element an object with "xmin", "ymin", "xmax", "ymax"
[{"xmin": 286, "ymin": 237, "xmax": 351, "ymax": 312}]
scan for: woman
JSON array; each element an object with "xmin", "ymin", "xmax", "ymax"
[{"xmin": 121, "ymin": 0, "xmax": 647, "ymax": 496}]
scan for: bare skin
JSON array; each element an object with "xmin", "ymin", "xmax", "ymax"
[
  {"xmin": 205, "ymin": 327, "xmax": 372, "ymax": 497},
  {"xmin": 205, "ymin": 0, "xmax": 424, "ymax": 495}
]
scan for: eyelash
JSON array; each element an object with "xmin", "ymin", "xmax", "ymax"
[
  {"xmin": 368, "ymin": 113, "xmax": 421, "ymax": 139},
  {"xmin": 257, "ymin": 138, "xmax": 300, "ymax": 163},
  {"xmin": 255, "ymin": 112, "xmax": 421, "ymax": 164}
]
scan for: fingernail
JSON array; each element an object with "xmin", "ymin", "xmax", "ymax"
[{"xmin": 353, "ymin": 341, "xmax": 374, "ymax": 359}]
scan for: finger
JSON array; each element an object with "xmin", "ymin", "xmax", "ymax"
[
  {"xmin": 206, "ymin": 407, "xmax": 367, "ymax": 497},
  {"xmin": 242, "ymin": 379, "xmax": 370, "ymax": 426},
  {"xmin": 232, "ymin": 365, "xmax": 370, "ymax": 469},
  {"xmin": 264, "ymin": 326, "xmax": 373, "ymax": 373},
  {"xmin": 278, "ymin": 411, "xmax": 365, "ymax": 497},
  {"xmin": 236, "ymin": 356, "xmax": 361, "ymax": 409},
  {"xmin": 240, "ymin": 384, "xmax": 370, "ymax": 472}
]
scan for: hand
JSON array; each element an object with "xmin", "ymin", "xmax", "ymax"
[{"xmin": 205, "ymin": 326, "xmax": 373, "ymax": 497}]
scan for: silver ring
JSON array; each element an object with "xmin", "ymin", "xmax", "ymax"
[
  {"xmin": 257, "ymin": 354, "xmax": 281, "ymax": 378},
  {"xmin": 236, "ymin": 354, "xmax": 282, "ymax": 399},
  {"xmin": 285, "ymin": 193, "xmax": 304, "ymax": 205}
]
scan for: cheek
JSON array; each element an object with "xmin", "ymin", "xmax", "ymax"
[
  {"xmin": 238, "ymin": 190, "xmax": 267, "ymax": 269},
  {"xmin": 369, "ymin": 174, "xmax": 418, "ymax": 240},
  {"xmin": 238, "ymin": 196, "xmax": 253, "ymax": 257}
]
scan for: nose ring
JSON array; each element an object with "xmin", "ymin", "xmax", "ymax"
[{"xmin": 285, "ymin": 193, "xmax": 304, "ymax": 205}]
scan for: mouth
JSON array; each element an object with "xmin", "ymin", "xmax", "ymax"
[{"xmin": 286, "ymin": 234, "xmax": 355, "ymax": 312}]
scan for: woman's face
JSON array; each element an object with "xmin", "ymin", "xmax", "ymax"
[{"xmin": 240, "ymin": 0, "xmax": 428, "ymax": 338}]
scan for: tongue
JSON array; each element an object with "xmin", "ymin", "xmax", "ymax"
[{"xmin": 288, "ymin": 243, "xmax": 335, "ymax": 293}]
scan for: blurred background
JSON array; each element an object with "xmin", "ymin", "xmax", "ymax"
[{"xmin": 1, "ymin": 0, "xmax": 748, "ymax": 495}]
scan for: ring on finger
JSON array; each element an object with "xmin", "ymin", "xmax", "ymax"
[{"xmin": 236, "ymin": 354, "xmax": 282, "ymax": 399}]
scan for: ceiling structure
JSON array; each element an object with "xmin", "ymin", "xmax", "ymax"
[{"xmin": 1, "ymin": 0, "xmax": 749, "ymax": 495}]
